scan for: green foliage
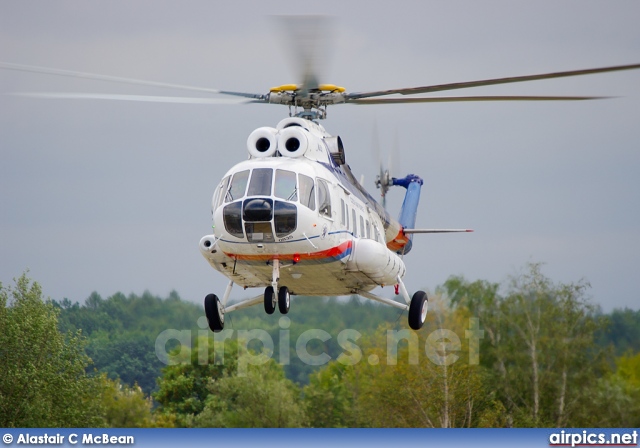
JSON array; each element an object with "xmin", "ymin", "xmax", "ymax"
[
  {"xmin": 153, "ymin": 336, "xmax": 241, "ymax": 427},
  {"xmin": 443, "ymin": 263, "xmax": 610, "ymax": 427},
  {"xmin": 194, "ymin": 359, "xmax": 307, "ymax": 428},
  {"xmin": 596, "ymin": 308, "xmax": 640, "ymax": 356},
  {"xmin": 314, "ymin": 306, "xmax": 498, "ymax": 428},
  {"xmin": 55, "ymin": 292, "xmax": 401, "ymax": 393},
  {"xmin": 95, "ymin": 374, "xmax": 177, "ymax": 427},
  {"xmin": 154, "ymin": 336, "xmax": 306, "ymax": 428},
  {"xmin": 576, "ymin": 353, "xmax": 640, "ymax": 427},
  {"xmin": 615, "ymin": 352, "xmax": 640, "ymax": 387},
  {"xmin": 303, "ymin": 361, "xmax": 361, "ymax": 427},
  {"xmin": 0, "ymin": 274, "xmax": 104, "ymax": 427},
  {"xmin": 99, "ymin": 375, "xmax": 153, "ymax": 427},
  {"xmin": 226, "ymin": 295, "xmax": 401, "ymax": 384},
  {"xmin": 86, "ymin": 331, "xmax": 161, "ymax": 394},
  {"xmin": 54, "ymin": 290, "xmax": 203, "ymax": 394},
  {"xmin": 8, "ymin": 265, "xmax": 637, "ymax": 428}
]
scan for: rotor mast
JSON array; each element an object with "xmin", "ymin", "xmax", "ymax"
[{"xmin": 268, "ymin": 84, "xmax": 346, "ymax": 120}]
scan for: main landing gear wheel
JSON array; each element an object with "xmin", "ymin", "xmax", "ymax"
[
  {"xmin": 204, "ymin": 293, "xmax": 224, "ymax": 332},
  {"xmin": 278, "ymin": 286, "xmax": 290, "ymax": 314},
  {"xmin": 408, "ymin": 290, "xmax": 428, "ymax": 330},
  {"xmin": 264, "ymin": 286, "xmax": 276, "ymax": 315}
]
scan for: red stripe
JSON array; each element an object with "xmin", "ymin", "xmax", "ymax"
[{"xmin": 225, "ymin": 240, "xmax": 353, "ymax": 262}]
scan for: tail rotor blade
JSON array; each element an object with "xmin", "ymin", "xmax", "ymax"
[{"xmin": 372, "ymin": 119, "xmax": 390, "ymax": 208}]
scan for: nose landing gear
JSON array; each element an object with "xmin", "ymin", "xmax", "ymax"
[
  {"xmin": 264, "ymin": 286, "xmax": 276, "ymax": 314},
  {"xmin": 278, "ymin": 286, "xmax": 290, "ymax": 314},
  {"xmin": 265, "ymin": 258, "xmax": 291, "ymax": 315}
]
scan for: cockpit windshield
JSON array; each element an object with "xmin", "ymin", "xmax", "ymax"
[
  {"xmin": 226, "ymin": 170, "xmax": 249, "ymax": 202},
  {"xmin": 220, "ymin": 167, "xmax": 303, "ymax": 240},
  {"xmin": 274, "ymin": 169, "xmax": 297, "ymax": 201},
  {"xmin": 221, "ymin": 168, "xmax": 305, "ymax": 203},
  {"xmin": 247, "ymin": 168, "xmax": 273, "ymax": 196}
]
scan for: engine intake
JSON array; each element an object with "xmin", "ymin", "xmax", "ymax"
[
  {"xmin": 247, "ymin": 127, "xmax": 278, "ymax": 158},
  {"xmin": 278, "ymin": 126, "xmax": 309, "ymax": 158}
]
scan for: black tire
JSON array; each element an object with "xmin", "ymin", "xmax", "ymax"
[
  {"xmin": 408, "ymin": 290, "xmax": 428, "ymax": 330},
  {"xmin": 204, "ymin": 293, "xmax": 224, "ymax": 332},
  {"xmin": 278, "ymin": 286, "xmax": 290, "ymax": 314},
  {"xmin": 264, "ymin": 286, "xmax": 276, "ymax": 315}
]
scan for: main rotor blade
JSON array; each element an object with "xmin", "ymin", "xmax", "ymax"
[
  {"xmin": 348, "ymin": 95, "xmax": 609, "ymax": 105},
  {"xmin": 277, "ymin": 15, "xmax": 333, "ymax": 94},
  {"xmin": 0, "ymin": 61, "xmax": 242, "ymax": 96},
  {"xmin": 8, "ymin": 92, "xmax": 254, "ymax": 104},
  {"xmin": 347, "ymin": 63, "xmax": 640, "ymax": 100}
]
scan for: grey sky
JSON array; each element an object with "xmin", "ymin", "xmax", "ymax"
[{"xmin": 1, "ymin": 1, "xmax": 639, "ymax": 312}]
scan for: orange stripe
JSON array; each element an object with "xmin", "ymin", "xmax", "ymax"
[{"xmin": 386, "ymin": 229, "xmax": 409, "ymax": 252}]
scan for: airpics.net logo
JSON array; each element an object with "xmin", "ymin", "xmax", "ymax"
[
  {"xmin": 549, "ymin": 430, "xmax": 638, "ymax": 447},
  {"xmin": 153, "ymin": 317, "xmax": 484, "ymax": 376}
]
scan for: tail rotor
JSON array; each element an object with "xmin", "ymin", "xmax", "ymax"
[{"xmin": 373, "ymin": 123, "xmax": 399, "ymax": 209}]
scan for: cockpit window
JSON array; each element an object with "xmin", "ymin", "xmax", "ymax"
[
  {"xmin": 274, "ymin": 169, "xmax": 298, "ymax": 201},
  {"xmin": 299, "ymin": 174, "xmax": 315, "ymax": 211},
  {"xmin": 247, "ymin": 168, "xmax": 273, "ymax": 196},
  {"xmin": 274, "ymin": 201, "xmax": 297, "ymax": 237},
  {"xmin": 223, "ymin": 202, "xmax": 244, "ymax": 238},
  {"xmin": 214, "ymin": 176, "xmax": 230, "ymax": 209},
  {"xmin": 226, "ymin": 170, "xmax": 249, "ymax": 202}
]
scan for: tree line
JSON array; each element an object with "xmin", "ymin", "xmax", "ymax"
[{"xmin": 1, "ymin": 264, "xmax": 638, "ymax": 427}]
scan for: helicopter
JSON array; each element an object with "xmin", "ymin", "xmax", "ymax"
[
  {"xmin": 192, "ymin": 60, "xmax": 640, "ymax": 332},
  {"xmin": 2, "ymin": 35, "xmax": 639, "ymax": 332}
]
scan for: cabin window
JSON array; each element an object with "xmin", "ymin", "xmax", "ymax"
[
  {"xmin": 226, "ymin": 170, "xmax": 249, "ymax": 202},
  {"xmin": 317, "ymin": 179, "xmax": 332, "ymax": 218},
  {"xmin": 223, "ymin": 202, "xmax": 244, "ymax": 238},
  {"xmin": 360, "ymin": 216, "xmax": 365, "ymax": 238},
  {"xmin": 299, "ymin": 174, "xmax": 315, "ymax": 211},
  {"xmin": 352, "ymin": 209, "xmax": 357, "ymax": 236},
  {"xmin": 366, "ymin": 220, "xmax": 371, "ymax": 239},
  {"xmin": 340, "ymin": 199, "xmax": 345, "ymax": 225},
  {"xmin": 345, "ymin": 204, "xmax": 350, "ymax": 230},
  {"xmin": 247, "ymin": 168, "xmax": 273, "ymax": 196},
  {"xmin": 274, "ymin": 170, "xmax": 298, "ymax": 201},
  {"xmin": 274, "ymin": 201, "xmax": 297, "ymax": 237}
]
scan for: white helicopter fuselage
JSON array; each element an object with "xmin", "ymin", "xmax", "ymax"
[{"xmin": 199, "ymin": 117, "xmax": 409, "ymax": 296}]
